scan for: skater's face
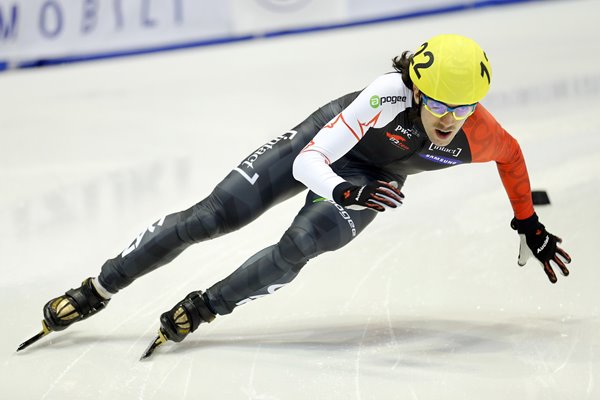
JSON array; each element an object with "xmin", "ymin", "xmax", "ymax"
[{"xmin": 413, "ymin": 86, "xmax": 471, "ymax": 147}]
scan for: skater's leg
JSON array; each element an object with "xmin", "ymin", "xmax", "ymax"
[
  {"xmin": 97, "ymin": 132, "xmax": 313, "ymax": 294},
  {"xmin": 205, "ymin": 185, "xmax": 380, "ymax": 315},
  {"xmin": 149, "ymin": 186, "xmax": 380, "ymax": 349},
  {"xmin": 95, "ymin": 96, "xmax": 356, "ymax": 295},
  {"xmin": 97, "ymin": 191, "xmax": 245, "ymax": 294}
]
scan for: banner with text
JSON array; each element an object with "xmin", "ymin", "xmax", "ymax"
[{"xmin": 0, "ymin": 0, "xmax": 526, "ymax": 69}]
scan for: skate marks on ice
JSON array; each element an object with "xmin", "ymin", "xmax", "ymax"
[
  {"xmin": 165, "ymin": 315, "xmax": 598, "ymax": 373},
  {"xmin": 43, "ymin": 312, "xmax": 589, "ymax": 399},
  {"xmin": 135, "ymin": 313, "xmax": 598, "ymax": 398}
]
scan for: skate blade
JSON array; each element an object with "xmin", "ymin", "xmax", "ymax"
[
  {"xmin": 140, "ymin": 329, "xmax": 168, "ymax": 361},
  {"xmin": 17, "ymin": 320, "xmax": 52, "ymax": 352}
]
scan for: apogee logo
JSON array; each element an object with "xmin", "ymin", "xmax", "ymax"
[
  {"xmin": 370, "ymin": 95, "xmax": 407, "ymax": 108},
  {"xmin": 370, "ymin": 96, "xmax": 381, "ymax": 108}
]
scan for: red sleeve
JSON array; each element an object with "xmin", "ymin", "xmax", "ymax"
[{"xmin": 462, "ymin": 105, "xmax": 535, "ymax": 220}]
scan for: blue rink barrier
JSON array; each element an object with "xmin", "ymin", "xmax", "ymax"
[{"xmin": 3, "ymin": 0, "xmax": 542, "ymax": 71}]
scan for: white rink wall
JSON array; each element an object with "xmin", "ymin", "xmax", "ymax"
[
  {"xmin": 0, "ymin": 1, "xmax": 599, "ymax": 399},
  {"xmin": 1, "ymin": 0, "xmax": 538, "ymax": 68}
]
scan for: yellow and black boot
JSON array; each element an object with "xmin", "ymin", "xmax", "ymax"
[
  {"xmin": 159, "ymin": 291, "xmax": 216, "ymax": 342},
  {"xmin": 140, "ymin": 290, "xmax": 216, "ymax": 359},
  {"xmin": 43, "ymin": 277, "xmax": 110, "ymax": 332}
]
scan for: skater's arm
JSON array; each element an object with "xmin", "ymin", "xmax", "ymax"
[
  {"xmin": 463, "ymin": 104, "xmax": 534, "ymax": 220},
  {"xmin": 293, "ymin": 73, "xmax": 410, "ymax": 199},
  {"xmin": 464, "ymin": 105, "xmax": 572, "ymax": 282}
]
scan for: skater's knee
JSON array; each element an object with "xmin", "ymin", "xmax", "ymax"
[
  {"xmin": 177, "ymin": 203, "xmax": 226, "ymax": 243},
  {"xmin": 278, "ymin": 226, "xmax": 319, "ymax": 265}
]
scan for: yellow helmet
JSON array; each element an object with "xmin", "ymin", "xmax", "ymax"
[{"xmin": 409, "ymin": 34, "xmax": 492, "ymax": 105}]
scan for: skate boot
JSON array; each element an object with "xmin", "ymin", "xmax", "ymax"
[
  {"xmin": 18, "ymin": 278, "xmax": 110, "ymax": 352},
  {"xmin": 140, "ymin": 290, "xmax": 215, "ymax": 359},
  {"xmin": 43, "ymin": 277, "xmax": 110, "ymax": 331}
]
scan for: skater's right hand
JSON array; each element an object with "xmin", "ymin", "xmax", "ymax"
[{"xmin": 333, "ymin": 180, "xmax": 404, "ymax": 212}]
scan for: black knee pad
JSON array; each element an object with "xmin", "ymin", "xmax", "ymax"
[
  {"xmin": 278, "ymin": 226, "xmax": 319, "ymax": 266},
  {"xmin": 178, "ymin": 203, "xmax": 225, "ymax": 243}
]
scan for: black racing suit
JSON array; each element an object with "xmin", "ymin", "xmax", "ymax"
[
  {"xmin": 98, "ymin": 91, "xmax": 395, "ymax": 315},
  {"xmin": 98, "ymin": 78, "xmax": 532, "ymax": 315}
]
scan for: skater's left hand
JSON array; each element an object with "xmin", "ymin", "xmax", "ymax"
[
  {"xmin": 511, "ymin": 213, "xmax": 572, "ymax": 283},
  {"xmin": 333, "ymin": 180, "xmax": 404, "ymax": 212}
]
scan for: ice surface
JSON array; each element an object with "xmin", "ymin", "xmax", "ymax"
[{"xmin": 1, "ymin": 1, "xmax": 599, "ymax": 399}]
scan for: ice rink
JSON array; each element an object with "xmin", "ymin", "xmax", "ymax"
[{"xmin": 1, "ymin": 0, "xmax": 599, "ymax": 399}]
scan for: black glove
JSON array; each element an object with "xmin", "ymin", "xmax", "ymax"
[
  {"xmin": 333, "ymin": 180, "xmax": 404, "ymax": 212},
  {"xmin": 510, "ymin": 213, "xmax": 572, "ymax": 283}
]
